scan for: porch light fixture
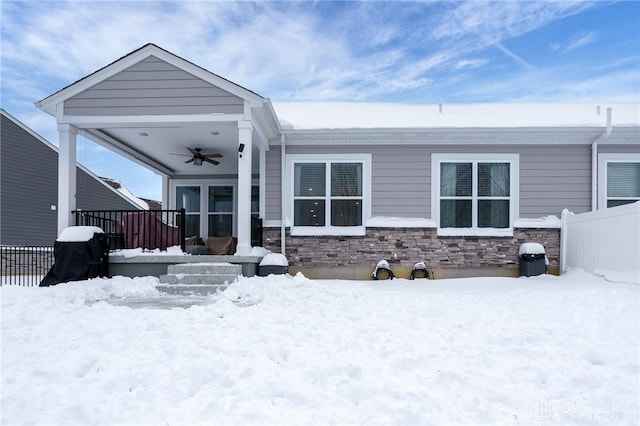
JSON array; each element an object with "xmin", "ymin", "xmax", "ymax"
[{"xmin": 193, "ymin": 157, "xmax": 203, "ymax": 166}]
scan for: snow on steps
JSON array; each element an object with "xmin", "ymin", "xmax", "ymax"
[{"xmin": 158, "ymin": 262, "xmax": 241, "ymax": 295}]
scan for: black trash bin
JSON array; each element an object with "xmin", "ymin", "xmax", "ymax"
[
  {"xmin": 519, "ymin": 243, "xmax": 547, "ymax": 277},
  {"xmin": 40, "ymin": 227, "xmax": 109, "ymax": 287}
]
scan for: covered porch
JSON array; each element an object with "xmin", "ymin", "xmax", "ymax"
[{"xmin": 36, "ymin": 44, "xmax": 281, "ymax": 263}]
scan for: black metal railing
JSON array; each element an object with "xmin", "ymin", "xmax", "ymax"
[
  {"xmin": 73, "ymin": 209, "xmax": 186, "ymax": 252},
  {"xmin": 1, "ymin": 246, "xmax": 54, "ymax": 287}
]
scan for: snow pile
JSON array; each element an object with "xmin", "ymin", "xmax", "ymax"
[
  {"xmin": 111, "ymin": 245, "xmax": 185, "ymax": 258},
  {"xmin": 366, "ymin": 216, "xmax": 437, "ymax": 228},
  {"xmin": 519, "ymin": 242, "xmax": 546, "ymax": 255},
  {"xmin": 2, "ymin": 271, "xmax": 638, "ymax": 425},
  {"xmin": 514, "ymin": 215, "xmax": 562, "ymax": 229},
  {"xmin": 259, "ymin": 253, "xmax": 288, "ymax": 267},
  {"xmin": 251, "ymin": 246, "xmax": 270, "ymax": 257},
  {"xmin": 57, "ymin": 226, "xmax": 104, "ymax": 242}
]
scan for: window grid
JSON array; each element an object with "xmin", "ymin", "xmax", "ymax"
[
  {"xmin": 293, "ymin": 161, "xmax": 364, "ymax": 228},
  {"xmin": 606, "ymin": 161, "xmax": 640, "ymax": 208},
  {"xmin": 439, "ymin": 162, "xmax": 511, "ymax": 229}
]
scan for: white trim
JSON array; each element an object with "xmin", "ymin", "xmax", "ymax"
[
  {"xmin": 276, "ymin": 127, "xmax": 640, "ymax": 146},
  {"xmin": 285, "ymin": 153, "xmax": 371, "ymax": 237},
  {"xmin": 431, "ymin": 153, "xmax": 519, "ymax": 237},
  {"xmin": 36, "ymin": 44, "xmax": 265, "ymax": 114},
  {"xmin": 598, "ymin": 153, "xmax": 640, "ymax": 209},
  {"xmin": 169, "ymin": 178, "xmax": 260, "ymax": 239},
  {"xmin": 62, "ymin": 113, "xmax": 244, "ymax": 127}
]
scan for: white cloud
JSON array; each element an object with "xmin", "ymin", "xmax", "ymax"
[
  {"xmin": 454, "ymin": 58, "xmax": 488, "ymax": 70},
  {"xmin": 551, "ymin": 31, "xmax": 597, "ymax": 54},
  {"xmin": 1, "ymin": 1, "xmax": 635, "ymax": 107}
]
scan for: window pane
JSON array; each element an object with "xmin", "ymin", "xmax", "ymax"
[
  {"xmin": 478, "ymin": 163, "xmax": 510, "ymax": 197},
  {"xmin": 251, "ymin": 186, "xmax": 259, "ymax": 214},
  {"xmin": 331, "ymin": 163, "xmax": 362, "ymax": 196},
  {"xmin": 294, "ymin": 163, "xmax": 326, "ymax": 197},
  {"xmin": 441, "ymin": 163, "xmax": 472, "ymax": 196},
  {"xmin": 184, "ymin": 215, "xmax": 200, "ymax": 237},
  {"xmin": 208, "ymin": 215, "xmax": 232, "ymax": 237},
  {"xmin": 478, "ymin": 200, "xmax": 510, "ymax": 228},
  {"xmin": 607, "ymin": 199, "xmax": 637, "ymax": 208},
  {"xmin": 608, "ymin": 163, "xmax": 640, "ymax": 197},
  {"xmin": 294, "ymin": 200, "xmax": 325, "ymax": 226},
  {"xmin": 331, "ymin": 200, "xmax": 362, "ymax": 226},
  {"xmin": 440, "ymin": 200, "xmax": 472, "ymax": 227},
  {"xmin": 176, "ymin": 186, "xmax": 200, "ymax": 212},
  {"xmin": 208, "ymin": 186, "xmax": 233, "ymax": 213}
]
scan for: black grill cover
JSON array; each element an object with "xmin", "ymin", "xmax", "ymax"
[{"xmin": 40, "ymin": 233, "xmax": 109, "ymax": 287}]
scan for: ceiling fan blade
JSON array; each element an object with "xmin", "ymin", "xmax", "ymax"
[
  {"xmin": 204, "ymin": 158, "xmax": 220, "ymax": 165},
  {"xmin": 187, "ymin": 148, "xmax": 200, "ymax": 156},
  {"xmin": 203, "ymin": 153, "xmax": 223, "ymax": 159},
  {"xmin": 184, "ymin": 158, "xmax": 194, "ymax": 164},
  {"xmin": 170, "ymin": 153, "xmax": 190, "ymax": 157}
]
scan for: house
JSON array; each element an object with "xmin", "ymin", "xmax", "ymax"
[
  {"xmin": 0, "ymin": 109, "xmax": 148, "ymax": 246},
  {"xmin": 34, "ymin": 44, "xmax": 640, "ymax": 279}
]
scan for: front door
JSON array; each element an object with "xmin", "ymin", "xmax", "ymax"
[{"xmin": 173, "ymin": 182, "xmax": 259, "ymax": 240}]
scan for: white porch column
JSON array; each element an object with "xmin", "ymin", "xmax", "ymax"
[
  {"xmin": 236, "ymin": 120, "xmax": 253, "ymax": 255},
  {"xmin": 57, "ymin": 123, "xmax": 78, "ymax": 235},
  {"xmin": 161, "ymin": 175, "xmax": 170, "ymax": 209}
]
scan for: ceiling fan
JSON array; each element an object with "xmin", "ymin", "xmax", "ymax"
[{"xmin": 170, "ymin": 148, "xmax": 222, "ymax": 166}]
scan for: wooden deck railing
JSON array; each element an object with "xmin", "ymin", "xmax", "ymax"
[{"xmin": 73, "ymin": 209, "xmax": 186, "ymax": 252}]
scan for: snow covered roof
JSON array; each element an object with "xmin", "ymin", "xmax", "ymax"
[
  {"xmin": 272, "ymin": 102, "xmax": 639, "ymax": 130},
  {"xmin": 100, "ymin": 177, "xmax": 150, "ymax": 210}
]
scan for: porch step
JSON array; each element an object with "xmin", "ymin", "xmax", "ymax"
[{"xmin": 158, "ymin": 262, "xmax": 241, "ymax": 295}]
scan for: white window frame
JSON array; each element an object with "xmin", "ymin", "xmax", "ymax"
[
  {"xmin": 598, "ymin": 153, "xmax": 640, "ymax": 209},
  {"xmin": 431, "ymin": 153, "xmax": 519, "ymax": 237},
  {"xmin": 286, "ymin": 154, "xmax": 371, "ymax": 236},
  {"xmin": 171, "ymin": 179, "xmax": 261, "ymax": 238}
]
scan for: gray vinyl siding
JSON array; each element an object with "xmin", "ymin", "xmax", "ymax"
[
  {"xmin": 265, "ymin": 147, "xmax": 282, "ymax": 222},
  {"xmin": 1, "ymin": 113, "xmax": 141, "ymax": 246},
  {"xmin": 1, "ymin": 114, "xmax": 58, "ymax": 245},
  {"xmin": 265, "ymin": 137, "xmax": 640, "ymax": 223},
  {"xmin": 64, "ymin": 56, "xmax": 243, "ymax": 116}
]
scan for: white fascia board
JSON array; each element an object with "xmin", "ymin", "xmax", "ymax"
[
  {"xmin": 36, "ymin": 44, "xmax": 266, "ymax": 116},
  {"xmin": 36, "ymin": 45, "xmax": 161, "ymax": 115},
  {"xmin": 277, "ymin": 127, "xmax": 640, "ymax": 146},
  {"xmin": 61, "ymin": 113, "xmax": 244, "ymax": 128}
]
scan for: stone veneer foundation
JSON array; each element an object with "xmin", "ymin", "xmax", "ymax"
[{"xmin": 263, "ymin": 227, "xmax": 560, "ymax": 280}]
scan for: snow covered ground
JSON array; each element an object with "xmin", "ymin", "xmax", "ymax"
[{"xmin": 2, "ymin": 271, "xmax": 638, "ymax": 425}]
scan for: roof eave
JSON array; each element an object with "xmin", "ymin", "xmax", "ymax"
[{"xmin": 35, "ymin": 43, "xmax": 267, "ymax": 116}]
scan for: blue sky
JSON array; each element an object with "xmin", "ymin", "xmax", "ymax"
[{"xmin": 1, "ymin": 0, "xmax": 638, "ymax": 201}]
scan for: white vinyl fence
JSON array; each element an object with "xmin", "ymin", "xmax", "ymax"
[{"xmin": 561, "ymin": 202, "xmax": 640, "ymax": 275}]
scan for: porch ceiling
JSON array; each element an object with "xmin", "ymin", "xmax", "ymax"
[{"xmin": 84, "ymin": 120, "xmax": 261, "ymax": 176}]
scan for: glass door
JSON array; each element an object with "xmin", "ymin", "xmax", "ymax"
[
  {"xmin": 208, "ymin": 185, "xmax": 234, "ymax": 237},
  {"xmin": 176, "ymin": 186, "xmax": 200, "ymax": 237}
]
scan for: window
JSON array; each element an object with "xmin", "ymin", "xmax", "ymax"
[
  {"xmin": 208, "ymin": 186, "xmax": 233, "ymax": 237},
  {"xmin": 251, "ymin": 186, "xmax": 259, "ymax": 216},
  {"xmin": 173, "ymin": 180, "xmax": 258, "ymax": 238},
  {"xmin": 288, "ymin": 154, "xmax": 371, "ymax": 236},
  {"xmin": 432, "ymin": 154, "xmax": 519, "ymax": 236},
  {"xmin": 176, "ymin": 186, "xmax": 200, "ymax": 237},
  {"xmin": 599, "ymin": 154, "xmax": 640, "ymax": 208}
]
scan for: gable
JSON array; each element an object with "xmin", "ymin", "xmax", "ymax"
[{"xmin": 64, "ymin": 55, "xmax": 244, "ymax": 116}]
